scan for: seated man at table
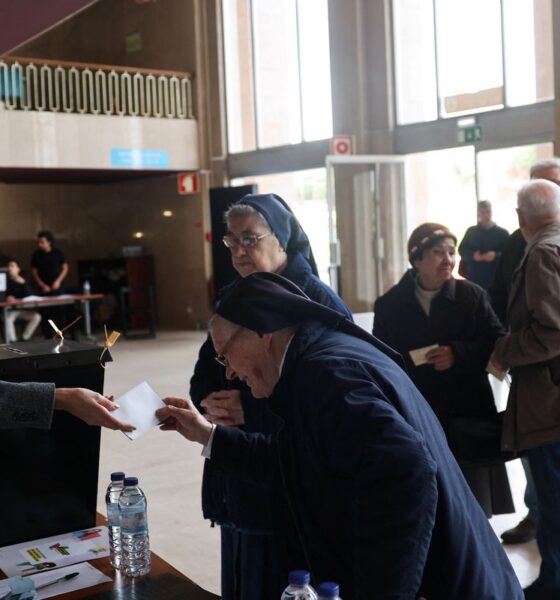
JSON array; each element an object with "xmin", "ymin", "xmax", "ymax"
[
  {"xmin": 5, "ymin": 258, "xmax": 41, "ymax": 342},
  {"xmin": 157, "ymin": 272, "xmax": 523, "ymax": 600}
]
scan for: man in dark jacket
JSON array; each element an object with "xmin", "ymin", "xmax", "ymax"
[
  {"xmin": 490, "ymin": 158, "xmax": 560, "ymax": 546},
  {"xmin": 492, "ymin": 179, "xmax": 560, "ymax": 600},
  {"xmin": 158, "ymin": 273, "xmax": 523, "ymax": 600},
  {"xmin": 459, "ymin": 200, "xmax": 509, "ymax": 290}
]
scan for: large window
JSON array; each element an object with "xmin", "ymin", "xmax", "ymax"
[
  {"xmin": 222, "ymin": 0, "xmax": 333, "ymax": 152},
  {"xmin": 393, "ymin": 0, "xmax": 553, "ymax": 124},
  {"xmin": 476, "ymin": 142, "xmax": 554, "ymax": 232}
]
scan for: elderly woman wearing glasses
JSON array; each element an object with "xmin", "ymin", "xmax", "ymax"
[{"xmin": 189, "ymin": 193, "xmax": 351, "ymax": 600}]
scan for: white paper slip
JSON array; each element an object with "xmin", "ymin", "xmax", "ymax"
[
  {"xmin": 409, "ymin": 344, "xmax": 439, "ymax": 367},
  {"xmin": 30, "ymin": 562, "xmax": 112, "ymax": 599},
  {"xmin": 111, "ymin": 381, "xmax": 166, "ymax": 440},
  {"xmin": 487, "ymin": 360, "xmax": 508, "ymax": 381}
]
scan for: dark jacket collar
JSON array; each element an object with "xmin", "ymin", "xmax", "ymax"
[{"xmin": 398, "ymin": 269, "xmax": 457, "ymax": 303}]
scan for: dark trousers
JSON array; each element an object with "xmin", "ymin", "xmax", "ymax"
[
  {"xmin": 526, "ymin": 442, "xmax": 560, "ymax": 587},
  {"xmin": 220, "ymin": 525, "xmax": 284, "ymax": 600}
]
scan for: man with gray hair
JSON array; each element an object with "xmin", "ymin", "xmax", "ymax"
[
  {"xmin": 492, "ymin": 178, "xmax": 560, "ymax": 599},
  {"xmin": 491, "ymin": 157, "xmax": 560, "ymax": 546}
]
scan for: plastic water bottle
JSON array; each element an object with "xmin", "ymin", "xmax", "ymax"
[
  {"xmin": 83, "ymin": 280, "xmax": 91, "ymax": 295},
  {"xmin": 316, "ymin": 582, "xmax": 342, "ymax": 599},
  {"xmin": 105, "ymin": 471, "xmax": 125, "ymax": 569},
  {"xmin": 119, "ymin": 476, "xmax": 151, "ymax": 577},
  {"xmin": 281, "ymin": 570, "xmax": 318, "ymax": 599}
]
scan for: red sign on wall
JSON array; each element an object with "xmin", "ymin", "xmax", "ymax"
[
  {"xmin": 330, "ymin": 135, "xmax": 354, "ymax": 155},
  {"xmin": 177, "ymin": 172, "xmax": 199, "ymax": 194}
]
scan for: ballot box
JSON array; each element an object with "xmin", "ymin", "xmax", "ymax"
[{"xmin": 0, "ymin": 340, "xmax": 110, "ymax": 547}]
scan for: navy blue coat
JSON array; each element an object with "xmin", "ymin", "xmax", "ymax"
[
  {"xmin": 190, "ymin": 251, "xmax": 352, "ymax": 528},
  {"xmin": 209, "ymin": 320, "xmax": 523, "ymax": 600},
  {"xmin": 373, "ymin": 272, "xmax": 505, "ymax": 429}
]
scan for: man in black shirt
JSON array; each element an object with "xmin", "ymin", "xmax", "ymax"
[
  {"xmin": 30, "ymin": 230, "xmax": 70, "ymax": 338},
  {"xmin": 31, "ymin": 230, "xmax": 68, "ymax": 294}
]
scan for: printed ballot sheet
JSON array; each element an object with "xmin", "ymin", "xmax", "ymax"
[
  {"xmin": 111, "ymin": 381, "xmax": 166, "ymax": 440},
  {"xmin": 0, "ymin": 527, "xmax": 109, "ymax": 577},
  {"xmin": 30, "ymin": 562, "xmax": 112, "ymax": 599}
]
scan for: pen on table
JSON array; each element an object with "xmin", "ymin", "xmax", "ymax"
[{"xmin": 35, "ymin": 572, "xmax": 80, "ymax": 591}]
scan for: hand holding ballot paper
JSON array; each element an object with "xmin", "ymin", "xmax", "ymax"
[
  {"xmin": 110, "ymin": 381, "xmax": 167, "ymax": 439},
  {"xmin": 409, "ymin": 344, "xmax": 456, "ymax": 371}
]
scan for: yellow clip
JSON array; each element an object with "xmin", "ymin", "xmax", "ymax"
[{"xmin": 100, "ymin": 324, "xmax": 121, "ymax": 367}]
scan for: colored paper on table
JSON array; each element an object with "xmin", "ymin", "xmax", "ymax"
[
  {"xmin": 409, "ymin": 344, "xmax": 439, "ymax": 367},
  {"xmin": 111, "ymin": 381, "xmax": 166, "ymax": 440},
  {"xmin": 0, "ymin": 527, "xmax": 109, "ymax": 577},
  {"xmin": 30, "ymin": 562, "xmax": 112, "ymax": 599}
]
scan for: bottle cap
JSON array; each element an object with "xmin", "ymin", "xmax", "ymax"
[
  {"xmin": 288, "ymin": 570, "xmax": 310, "ymax": 585},
  {"xmin": 316, "ymin": 582, "xmax": 339, "ymax": 597},
  {"xmin": 110, "ymin": 472, "xmax": 125, "ymax": 481},
  {"xmin": 124, "ymin": 477, "xmax": 138, "ymax": 486}
]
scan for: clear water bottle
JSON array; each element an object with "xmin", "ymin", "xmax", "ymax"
[
  {"xmin": 281, "ymin": 570, "xmax": 318, "ymax": 599},
  {"xmin": 83, "ymin": 280, "xmax": 91, "ymax": 295},
  {"xmin": 316, "ymin": 582, "xmax": 342, "ymax": 599},
  {"xmin": 119, "ymin": 476, "xmax": 151, "ymax": 577},
  {"xmin": 105, "ymin": 471, "xmax": 125, "ymax": 569}
]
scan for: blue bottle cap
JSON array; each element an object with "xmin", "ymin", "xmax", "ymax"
[
  {"xmin": 316, "ymin": 582, "xmax": 339, "ymax": 598},
  {"xmin": 124, "ymin": 477, "xmax": 138, "ymax": 486},
  {"xmin": 110, "ymin": 472, "xmax": 125, "ymax": 481},
  {"xmin": 288, "ymin": 570, "xmax": 310, "ymax": 585}
]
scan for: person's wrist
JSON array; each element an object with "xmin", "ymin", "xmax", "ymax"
[
  {"xmin": 199, "ymin": 421, "xmax": 214, "ymax": 446},
  {"xmin": 54, "ymin": 388, "xmax": 75, "ymax": 411}
]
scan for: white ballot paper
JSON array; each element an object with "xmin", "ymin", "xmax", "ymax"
[
  {"xmin": 409, "ymin": 344, "xmax": 439, "ymax": 367},
  {"xmin": 111, "ymin": 381, "xmax": 166, "ymax": 440},
  {"xmin": 31, "ymin": 562, "xmax": 112, "ymax": 599}
]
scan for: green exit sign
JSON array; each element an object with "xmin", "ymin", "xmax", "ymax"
[{"xmin": 457, "ymin": 125, "xmax": 482, "ymax": 144}]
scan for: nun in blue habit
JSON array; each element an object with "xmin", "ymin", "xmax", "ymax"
[
  {"xmin": 196, "ymin": 272, "xmax": 523, "ymax": 600},
  {"xmin": 189, "ymin": 193, "xmax": 352, "ymax": 599}
]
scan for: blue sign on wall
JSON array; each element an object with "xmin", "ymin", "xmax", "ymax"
[{"xmin": 111, "ymin": 148, "xmax": 169, "ymax": 169}]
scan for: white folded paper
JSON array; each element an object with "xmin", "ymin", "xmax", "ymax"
[
  {"xmin": 409, "ymin": 344, "xmax": 439, "ymax": 367},
  {"xmin": 111, "ymin": 381, "xmax": 166, "ymax": 440}
]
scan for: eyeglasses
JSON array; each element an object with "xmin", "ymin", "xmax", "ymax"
[
  {"xmin": 214, "ymin": 354, "xmax": 229, "ymax": 368},
  {"xmin": 222, "ymin": 232, "xmax": 270, "ymax": 249},
  {"xmin": 213, "ymin": 326, "xmax": 243, "ymax": 370}
]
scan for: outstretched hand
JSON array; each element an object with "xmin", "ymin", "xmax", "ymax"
[
  {"xmin": 157, "ymin": 397, "xmax": 213, "ymax": 445},
  {"xmin": 54, "ymin": 387, "xmax": 135, "ymax": 432}
]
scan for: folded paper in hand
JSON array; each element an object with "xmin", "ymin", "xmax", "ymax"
[
  {"xmin": 409, "ymin": 344, "xmax": 439, "ymax": 367},
  {"xmin": 111, "ymin": 381, "xmax": 166, "ymax": 440}
]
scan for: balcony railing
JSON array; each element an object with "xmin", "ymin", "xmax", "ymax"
[{"xmin": 0, "ymin": 56, "xmax": 193, "ymax": 119}]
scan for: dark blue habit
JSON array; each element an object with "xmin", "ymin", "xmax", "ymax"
[{"xmin": 208, "ymin": 273, "xmax": 523, "ymax": 600}]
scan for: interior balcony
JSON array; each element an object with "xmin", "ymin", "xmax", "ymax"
[{"xmin": 0, "ymin": 55, "xmax": 198, "ymax": 183}]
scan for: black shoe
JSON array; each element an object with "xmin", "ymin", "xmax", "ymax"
[
  {"xmin": 501, "ymin": 515, "xmax": 536, "ymax": 544},
  {"xmin": 524, "ymin": 579, "xmax": 560, "ymax": 599}
]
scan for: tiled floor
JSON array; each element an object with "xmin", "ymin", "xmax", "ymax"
[{"xmin": 96, "ymin": 331, "xmax": 540, "ymax": 595}]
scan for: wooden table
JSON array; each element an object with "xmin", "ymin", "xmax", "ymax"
[
  {"xmin": 0, "ymin": 515, "xmax": 220, "ymax": 600},
  {"xmin": 0, "ymin": 294, "xmax": 104, "ymax": 342}
]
